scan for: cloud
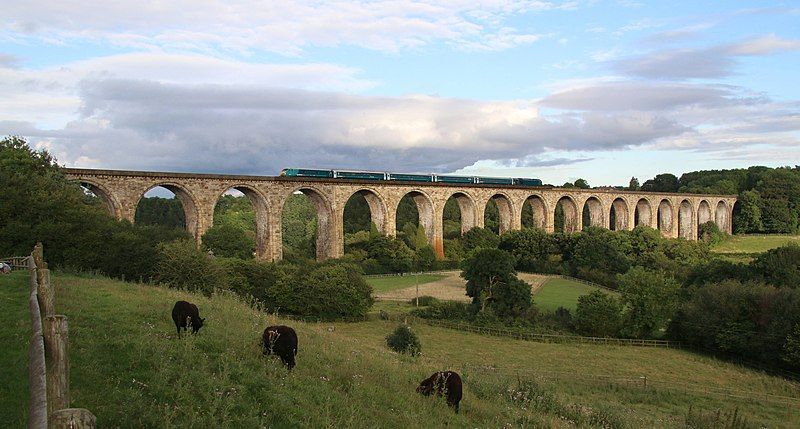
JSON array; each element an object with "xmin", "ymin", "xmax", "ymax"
[
  {"xmin": 614, "ymin": 35, "xmax": 800, "ymax": 79},
  {"xmin": 0, "ymin": 54, "xmax": 20, "ymax": 68},
  {"xmin": 1, "ymin": 0, "xmax": 565, "ymax": 55},
  {"xmin": 542, "ymin": 82, "xmax": 734, "ymax": 111},
  {"xmin": 1, "ymin": 77, "xmax": 696, "ymax": 174}
]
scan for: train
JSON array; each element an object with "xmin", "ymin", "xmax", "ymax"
[{"xmin": 279, "ymin": 168, "xmax": 543, "ymax": 186}]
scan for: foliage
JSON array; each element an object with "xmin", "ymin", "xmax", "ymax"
[
  {"xmin": 641, "ymin": 173, "xmax": 679, "ymax": 192},
  {"xmin": 568, "ymin": 227, "xmax": 631, "ymax": 287},
  {"xmin": 628, "ymin": 177, "xmax": 640, "ymax": 190},
  {"xmin": 498, "ymin": 227, "xmax": 556, "ymax": 272},
  {"xmin": 414, "ymin": 244, "xmax": 437, "ymax": 271},
  {"xmin": 669, "ymin": 280, "xmax": 800, "ymax": 369},
  {"xmin": 385, "ymin": 324, "xmax": 421, "ymax": 356},
  {"xmin": 343, "ymin": 193, "xmax": 372, "ymax": 234},
  {"xmin": 618, "ymin": 267, "xmax": 679, "ymax": 339},
  {"xmin": 202, "ymin": 223, "xmax": 255, "ymax": 259},
  {"xmin": 462, "ymin": 248, "xmax": 515, "ymax": 310},
  {"xmin": 782, "ymin": 324, "xmax": 800, "ymax": 369},
  {"xmin": 134, "ymin": 196, "xmax": 186, "ymax": 229},
  {"xmin": 408, "ymin": 295, "xmax": 440, "ymax": 306},
  {"xmin": 698, "ymin": 221, "xmax": 725, "ymax": 245},
  {"xmin": 155, "ymin": 239, "xmax": 228, "ymax": 295},
  {"xmin": 411, "ymin": 301, "xmax": 470, "ymax": 319},
  {"xmin": 273, "ymin": 262, "xmax": 374, "ymax": 320},
  {"xmin": 461, "ymin": 227, "xmax": 500, "ymax": 251},
  {"xmin": 573, "ymin": 178, "xmax": 590, "ymax": 189},
  {"xmin": 574, "ymin": 290, "xmax": 622, "ymax": 337},
  {"xmin": 0, "ymin": 136, "xmax": 190, "ymax": 281},
  {"xmin": 281, "ymin": 193, "xmax": 317, "ymax": 261},
  {"xmin": 733, "ymin": 190, "xmax": 764, "ymax": 233},
  {"xmin": 750, "ymin": 243, "xmax": 800, "ymax": 289}
]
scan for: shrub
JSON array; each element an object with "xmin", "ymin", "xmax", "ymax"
[
  {"xmin": 202, "ymin": 223, "xmax": 255, "ymax": 259},
  {"xmin": 408, "ymin": 295, "xmax": 440, "ymax": 306},
  {"xmin": 618, "ymin": 267, "xmax": 679, "ymax": 339},
  {"xmin": 574, "ymin": 291, "xmax": 622, "ymax": 337},
  {"xmin": 270, "ymin": 262, "xmax": 374, "ymax": 320},
  {"xmin": 698, "ymin": 221, "xmax": 725, "ymax": 245},
  {"xmin": 155, "ymin": 239, "xmax": 228, "ymax": 295},
  {"xmin": 750, "ymin": 243, "xmax": 800, "ymax": 289},
  {"xmin": 385, "ymin": 324, "xmax": 421, "ymax": 356},
  {"xmin": 412, "ymin": 301, "xmax": 470, "ymax": 320},
  {"xmin": 461, "ymin": 227, "xmax": 500, "ymax": 251}
]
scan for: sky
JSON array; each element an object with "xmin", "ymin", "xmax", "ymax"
[{"xmin": 1, "ymin": 0, "xmax": 799, "ymax": 187}]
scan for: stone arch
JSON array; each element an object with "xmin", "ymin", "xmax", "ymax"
[
  {"xmin": 715, "ymin": 200, "xmax": 730, "ymax": 233},
  {"xmin": 137, "ymin": 182, "xmax": 201, "ymax": 241},
  {"xmin": 445, "ymin": 191, "xmax": 478, "ymax": 235},
  {"xmin": 634, "ymin": 198, "xmax": 652, "ymax": 227},
  {"xmin": 697, "ymin": 200, "xmax": 712, "ymax": 235},
  {"xmin": 657, "ymin": 199, "xmax": 673, "ymax": 237},
  {"xmin": 345, "ymin": 188, "xmax": 389, "ymax": 235},
  {"xmin": 678, "ymin": 199, "xmax": 694, "ymax": 240},
  {"xmin": 79, "ymin": 179, "xmax": 121, "ymax": 220},
  {"xmin": 486, "ymin": 193, "xmax": 514, "ymax": 234},
  {"xmin": 610, "ymin": 197, "xmax": 629, "ymax": 231},
  {"xmin": 556, "ymin": 195, "xmax": 579, "ymax": 233},
  {"xmin": 395, "ymin": 190, "xmax": 435, "ymax": 246},
  {"xmin": 213, "ymin": 185, "xmax": 271, "ymax": 260},
  {"xmin": 522, "ymin": 194, "xmax": 548, "ymax": 230},
  {"xmin": 582, "ymin": 196, "xmax": 604, "ymax": 229},
  {"xmin": 287, "ymin": 186, "xmax": 335, "ymax": 261}
]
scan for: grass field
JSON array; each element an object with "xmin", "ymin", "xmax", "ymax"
[
  {"xmin": 533, "ymin": 277, "xmax": 616, "ymax": 312},
  {"xmin": 366, "ymin": 273, "xmax": 447, "ymax": 293},
  {"xmin": 2, "ymin": 271, "xmax": 799, "ymax": 428},
  {"xmin": 711, "ymin": 234, "xmax": 800, "ymax": 254}
]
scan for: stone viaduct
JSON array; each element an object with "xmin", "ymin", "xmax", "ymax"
[{"xmin": 65, "ymin": 168, "xmax": 737, "ymax": 261}]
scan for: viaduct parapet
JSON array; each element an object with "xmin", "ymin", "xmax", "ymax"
[{"xmin": 65, "ymin": 168, "xmax": 737, "ymax": 261}]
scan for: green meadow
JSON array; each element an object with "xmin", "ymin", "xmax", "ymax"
[{"xmin": 2, "ymin": 271, "xmax": 799, "ymax": 428}]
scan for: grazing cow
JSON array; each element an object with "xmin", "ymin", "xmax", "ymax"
[
  {"xmin": 416, "ymin": 371, "xmax": 463, "ymax": 413},
  {"xmin": 171, "ymin": 301, "xmax": 205, "ymax": 338},
  {"xmin": 261, "ymin": 325, "xmax": 298, "ymax": 370}
]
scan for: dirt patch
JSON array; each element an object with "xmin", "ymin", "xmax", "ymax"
[{"xmin": 374, "ymin": 272, "xmax": 548, "ymax": 302}]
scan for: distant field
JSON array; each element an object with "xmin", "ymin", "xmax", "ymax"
[
  {"xmin": 2, "ymin": 272, "xmax": 798, "ymax": 427},
  {"xmin": 533, "ymin": 277, "xmax": 616, "ymax": 312},
  {"xmin": 366, "ymin": 274, "xmax": 447, "ymax": 293},
  {"xmin": 712, "ymin": 234, "xmax": 800, "ymax": 254}
]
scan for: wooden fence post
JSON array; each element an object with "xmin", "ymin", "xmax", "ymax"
[
  {"xmin": 50, "ymin": 409, "xmax": 97, "ymax": 429},
  {"xmin": 44, "ymin": 315, "xmax": 70, "ymax": 417},
  {"xmin": 28, "ymin": 256, "xmax": 48, "ymax": 429},
  {"xmin": 37, "ymin": 269, "xmax": 55, "ymax": 317}
]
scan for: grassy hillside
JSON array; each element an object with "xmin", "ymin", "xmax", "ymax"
[
  {"xmin": 2, "ymin": 272, "xmax": 799, "ymax": 428},
  {"xmin": 533, "ymin": 277, "xmax": 616, "ymax": 311},
  {"xmin": 711, "ymin": 234, "xmax": 800, "ymax": 254},
  {"xmin": 366, "ymin": 273, "xmax": 447, "ymax": 293}
]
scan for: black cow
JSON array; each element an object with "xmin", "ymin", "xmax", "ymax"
[
  {"xmin": 171, "ymin": 301, "xmax": 205, "ymax": 338},
  {"xmin": 416, "ymin": 371, "xmax": 463, "ymax": 413},
  {"xmin": 261, "ymin": 325, "xmax": 298, "ymax": 370}
]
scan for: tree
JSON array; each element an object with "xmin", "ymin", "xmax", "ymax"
[
  {"xmin": 783, "ymin": 324, "xmax": 800, "ymax": 369},
  {"xmin": 415, "ymin": 245, "xmax": 437, "ymax": 271},
  {"xmin": 574, "ymin": 291, "xmax": 622, "ymax": 337},
  {"xmin": 628, "ymin": 177, "xmax": 640, "ymax": 191},
  {"xmin": 733, "ymin": 190, "xmax": 764, "ymax": 233},
  {"xmin": 413, "ymin": 224, "xmax": 428, "ymax": 250},
  {"xmin": 641, "ymin": 173, "xmax": 679, "ymax": 192},
  {"xmin": 461, "ymin": 227, "xmax": 500, "ymax": 251},
  {"xmin": 568, "ymin": 227, "xmax": 631, "ymax": 287},
  {"xmin": 461, "ymin": 248, "xmax": 516, "ymax": 313},
  {"xmin": 750, "ymin": 243, "xmax": 800, "ymax": 289},
  {"xmin": 202, "ymin": 223, "xmax": 255, "ymax": 259},
  {"xmin": 366, "ymin": 235, "xmax": 415, "ymax": 273},
  {"xmin": 573, "ymin": 178, "xmax": 590, "ymax": 189},
  {"xmin": 618, "ymin": 267, "xmax": 679, "ymax": 339},
  {"xmin": 498, "ymin": 228, "xmax": 554, "ymax": 272}
]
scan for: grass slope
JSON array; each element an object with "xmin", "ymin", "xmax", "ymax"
[
  {"xmin": 533, "ymin": 277, "xmax": 615, "ymax": 312},
  {"xmin": 2, "ymin": 272, "xmax": 799, "ymax": 428},
  {"xmin": 711, "ymin": 235, "xmax": 800, "ymax": 254},
  {"xmin": 0, "ymin": 271, "xmax": 30, "ymax": 427},
  {"xmin": 366, "ymin": 274, "xmax": 446, "ymax": 293}
]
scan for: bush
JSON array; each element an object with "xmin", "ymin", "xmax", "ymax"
[
  {"xmin": 385, "ymin": 324, "xmax": 421, "ymax": 356},
  {"xmin": 574, "ymin": 291, "xmax": 622, "ymax": 337},
  {"xmin": 698, "ymin": 221, "xmax": 725, "ymax": 245},
  {"xmin": 750, "ymin": 243, "xmax": 800, "ymax": 289},
  {"xmin": 202, "ymin": 223, "xmax": 255, "ymax": 259},
  {"xmin": 408, "ymin": 295, "xmax": 440, "ymax": 306},
  {"xmin": 412, "ymin": 301, "xmax": 470, "ymax": 320},
  {"xmin": 498, "ymin": 228, "xmax": 554, "ymax": 272},
  {"xmin": 618, "ymin": 267, "xmax": 679, "ymax": 339},
  {"xmin": 155, "ymin": 239, "xmax": 228, "ymax": 295},
  {"xmin": 270, "ymin": 262, "xmax": 374, "ymax": 320},
  {"xmin": 461, "ymin": 227, "xmax": 500, "ymax": 251}
]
